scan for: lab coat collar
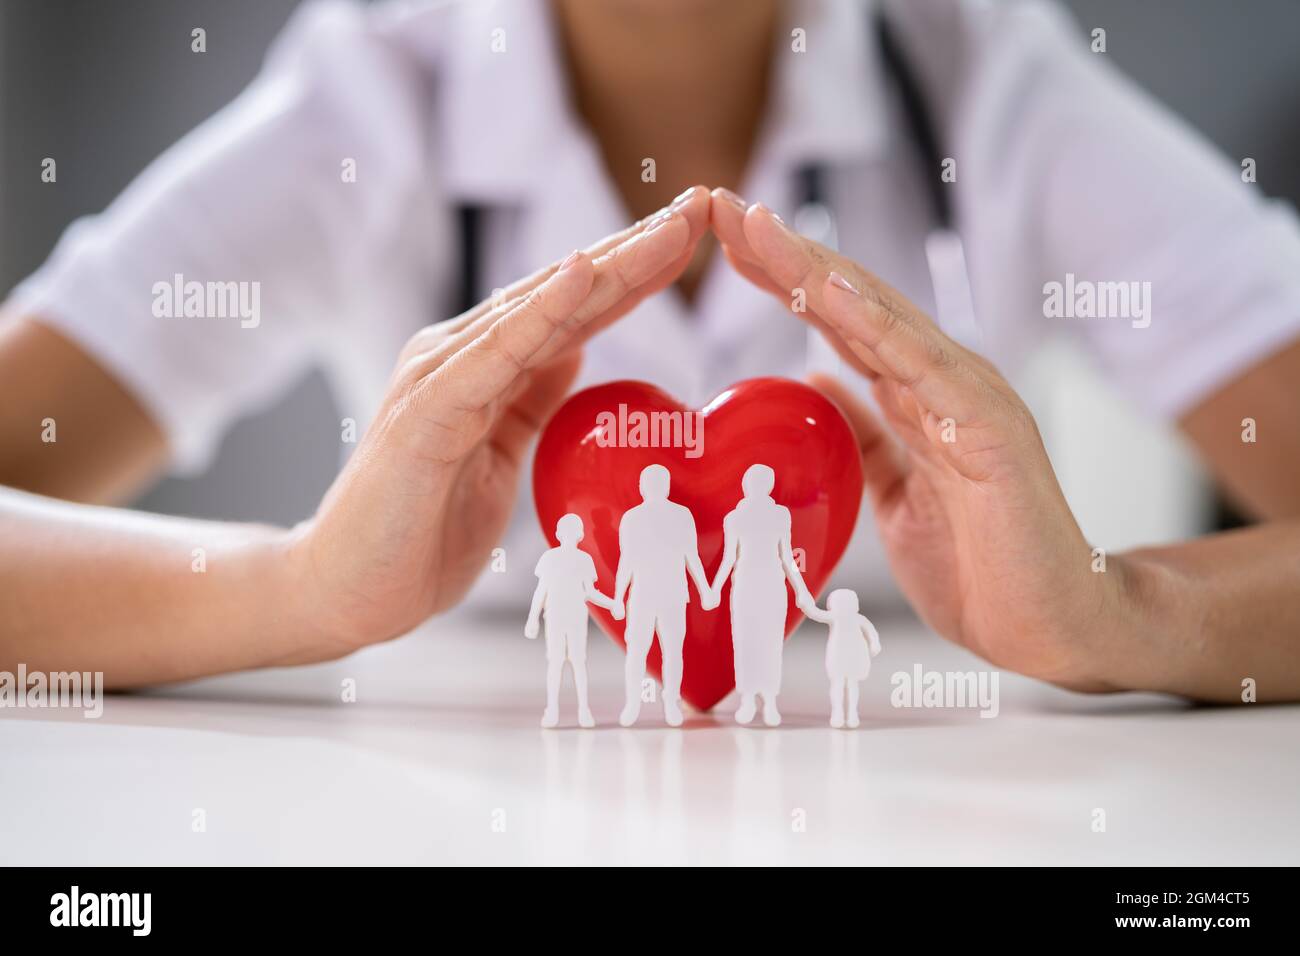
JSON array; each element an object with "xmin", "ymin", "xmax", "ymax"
[
  {"xmin": 435, "ymin": 0, "xmax": 577, "ymax": 204},
  {"xmin": 435, "ymin": 0, "xmax": 890, "ymax": 207},
  {"xmin": 763, "ymin": 0, "xmax": 890, "ymax": 171}
]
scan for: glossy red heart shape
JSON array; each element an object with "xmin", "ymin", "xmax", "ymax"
[{"xmin": 533, "ymin": 377, "xmax": 864, "ymax": 711}]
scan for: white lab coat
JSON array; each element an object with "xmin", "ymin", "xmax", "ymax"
[{"xmin": 9, "ymin": 0, "xmax": 1300, "ymax": 609}]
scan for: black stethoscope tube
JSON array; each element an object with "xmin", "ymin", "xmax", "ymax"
[{"xmin": 454, "ymin": 9, "xmax": 959, "ymax": 322}]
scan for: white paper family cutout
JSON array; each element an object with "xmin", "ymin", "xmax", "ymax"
[
  {"xmin": 711, "ymin": 464, "xmax": 813, "ymax": 728},
  {"xmin": 526, "ymin": 464, "xmax": 881, "ymax": 729},
  {"xmin": 525, "ymin": 513, "xmax": 619, "ymax": 728},
  {"xmin": 802, "ymin": 590, "xmax": 882, "ymax": 728},
  {"xmin": 610, "ymin": 464, "xmax": 714, "ymax": 728}
]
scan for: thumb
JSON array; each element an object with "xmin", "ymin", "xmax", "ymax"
[{"xmin": 489, "ymin": 348, "xmax": 583, "ymax": 468}]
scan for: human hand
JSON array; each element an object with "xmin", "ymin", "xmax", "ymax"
[
  {"xmin": 611, "ymin": 600, "xmax": 626, "ymax": 622},
  {"xmin": 710, "ymin": 189, "xmax": 1140, "ymax": 692},
  {"xmin": 282, "ymin": 188, "xmax": 711, "ymax": 658},
  {"xmin": 524, "ymin": 619, "xmax": 539, "ymax": 640}
]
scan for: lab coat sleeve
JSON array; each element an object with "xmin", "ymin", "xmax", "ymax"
[
  {"xmin": 947, "ymin": 0, "xmax": 1300, "ymax": 420},
  {"xmin": 3, "ymin": 0, "xmax": 434, "ymax": 473}
]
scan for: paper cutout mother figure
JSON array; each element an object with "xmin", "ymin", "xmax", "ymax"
[{"xmin": 710, "ymin": 464, "xmax": 815, "ymax": 727}]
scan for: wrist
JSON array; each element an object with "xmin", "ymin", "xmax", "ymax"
[
  {"xmin": 1090, "ymin": 550, "xmax": 1195, "ymax": 695},
  {"xmin": 273, "ymin": 520, "xmax": 371, "ymax": 662}
]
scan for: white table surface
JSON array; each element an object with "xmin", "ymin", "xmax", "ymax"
[{"xmin": 3, "ymin": 608, "xmax": 1297, "ymax": 866}]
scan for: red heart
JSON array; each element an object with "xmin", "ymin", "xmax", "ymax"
[{"xmin": 533, "ymin": 377, "xmax": 864, "ymax": 712}]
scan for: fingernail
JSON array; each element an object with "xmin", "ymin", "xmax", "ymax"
[
  {"xmin": 670, "ymin": 186, "xmax": 697, "ymax": 209},
  {"xmin": 639, "ymin": 209, "xmax": 669, "ymax": 230},
  {"xmin": 828, "ymin": 271, "xmax": 858, "ymax": 295},
  {"xmin": 557, "ymin": 249, "xmax": 583, "ymax": 271},
  {"xmin": 755, "ymin": 202, "xmax": 787, "ymax": 227},
  {"xmin": 643, "ymin": 210, "xmax": 677, "ymax": 233},
  {"xmin": 715, "ymin": 188, "xmax": 746, "ymax": 209}
]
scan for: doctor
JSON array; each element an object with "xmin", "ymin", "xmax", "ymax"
[{"xmin": 2, "ymin": 0, "xmax": 1299, "ymax": 700}]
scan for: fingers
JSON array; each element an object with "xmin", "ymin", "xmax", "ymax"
[
  {"xmin": 740, "ymin": 202, "xmax": 993, "ymax": 423},
  {"xmin": 710, "ymin": 188, "xmax": 884, "ymax": 379},
  {"xmin": 583, "ymin": 183, "xmax": 711, "ymax": 328},
  {"xmin": 576, "ymin": 244, "xmax": 694, "ymax": 343},
  {"xmin": 710, "ymin": 188, "xmax": 785, "ymax": 296},
  {"xmin": 718, "ymin": 242, "xmax": 789, "ymax": 300},
  {"xmin": 489, "ymin": 349, "xmax": 583, "ymax": 469},
  {"xmin": 448, "ymin": 186, "xmax": 704, "ymax": 333},
  {"xmin": 470, "ymin": 185, "xmax": 707, "ymax": 334},
  {"xmin": 515, "ymin": 185, "xmax": 710, "ymax": 350},
  {"xmin": 577, "ymin": 184, "xmax": 708, "ymax": 314},
  {"xmin": 818, "ymin": 268, "xmax": 989, "ymax": 424},
  {"xmin": 506, "ymin": 206, "xmax": 696, "ymax": 369},
  {"xmin": 808, "ymin": 373, "xmax": 908, "ymax": 510},
  {"xmin": 406, "ymin": 186, "xmax": 708, "ymax": 375},
  {"xmin": 425, "ymin": 251, "xmax": 595, "ymax": 417},
  {"xmin": 577, "ymin": 212, "xmax": 691, "ymax": 331},
  {"xmin": 713, "ymin": 185, "xmax": 990, "ymax": 416},
  {"xmin": 397, "ymin": 187, "xmax": 709, "ymax": 459},
  {"xmin": 872, "ymin": 378, "xmax": 936, "ymax": 462}
]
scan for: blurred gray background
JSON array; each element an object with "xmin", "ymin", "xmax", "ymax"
[{"xmin": 2, "ymin": 0, "xmax": 1299, "ymax": 527}]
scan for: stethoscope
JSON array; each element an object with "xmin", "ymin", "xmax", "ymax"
[
  {"xmin": 791, "ymin": 9, "xmax": 981, "ymax": 360},
  {"xmin": 452, "ymin": 9, "xmax": 981, "ymax": 353}
]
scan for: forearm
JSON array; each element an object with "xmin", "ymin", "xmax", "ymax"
[
  {"xmin": 710, "ymin": 555, "xmax": 733, "ymax": 592},
  {"xmin": 528, "ymin": 585, "xmax": 547, "ymax": 623},
  {"xmin": 585, "ymin": 585, "xmax": 615, "ymax": 611},
  {"xmin": 0, "ymin": 487, "xmax": 323, "ymax": 687},
  {"xmin": 1110, "ymin": 520, "xmax": 1300, "ymax": 702},
  {"xmin": 0, "ymin": 317, "xmax": 168, "ymax": 504},
  {"xmin": 686, "ymin": 556, "xmax": 711, "ymax": 596},
  {"xmin": 780, "ymin": 544, "xmax": 811, "ymax": 599}
]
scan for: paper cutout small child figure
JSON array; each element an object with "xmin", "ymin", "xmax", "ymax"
[
  {"xmin": 800, "ymin": 589, "xmax": 881, "ymax": 728},
  {"xmin": 525, "ymin": 513, "xmax": 623, "ymax": 729}
]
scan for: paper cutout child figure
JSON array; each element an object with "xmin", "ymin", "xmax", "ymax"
[
  {"xmin": 612, "ymin": 464, "xmax": 717, "ymax": 728},
  {"xmin": 800, "ymin": 589, "xmax": 881, "ymax": 728},
  {"xmin": 710, "ymin": 464, "xmax": 815, "ymax": 727},
  {"xmin": 525, "ymin": 513, "xmax": 622, "ymax": 729}
]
